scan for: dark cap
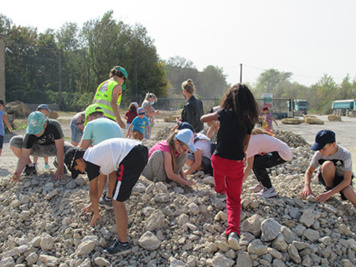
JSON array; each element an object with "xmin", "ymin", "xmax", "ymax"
[
  {"xmin": 0, "ymin": 100, "xmax": 4, "ymax": 106},
  {"xmin": 177, "ymin": 122, "xmax": 195, "ymax": 133},
  {"xmin": 311, "ymin": 130, "xmax": 336, "ymax": 151},
  {"xmin": 64, "ymin": 147, "xmax": 86, "ymax": 178}
]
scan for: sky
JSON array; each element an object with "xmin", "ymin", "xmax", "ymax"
[{"xmin": 2, "ymin": 0, "xmax": 356, "ymax": 88}]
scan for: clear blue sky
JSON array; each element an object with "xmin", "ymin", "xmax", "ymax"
[{"xmin": 2, "ymin": 0, "xmax": 356, "ymax": 87}]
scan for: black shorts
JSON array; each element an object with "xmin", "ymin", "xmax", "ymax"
[
  {"xmin": 318, "ymin": 172, "xmax": 353, "ymax": 200},
  {"xmin": 111, "ymin": 145, "xmax": 148, "ymax": 202},
  {"xmin": 0, "ymin": 135, "xmax": 3, "ymax": 149}
]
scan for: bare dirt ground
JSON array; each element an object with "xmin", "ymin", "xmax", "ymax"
[{"xmin": 1, "ymin": 112, "xmax": 355, "ymax": 175}]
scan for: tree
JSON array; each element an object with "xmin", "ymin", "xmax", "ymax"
[
  {"xmin": 197, "ymin": 65, "xmax": 229, "ymax": 98},
  {"xmin": 255, "ymin": 69, "xmax": 293, "ymax": 94}
]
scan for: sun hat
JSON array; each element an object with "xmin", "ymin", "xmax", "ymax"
[
  {"xmin": 177, "ymin": 122, "xmax": 195, "ymax": 133},
  {"xmin": 64, "ymin": 147, "xmax": 86, "ymax": 178},
  {"xmin": 37, "ymin": 104, "xmax": 51, "ymax": 112},
  {"xmin": 137, "ymin": 107, "xmax": 145, "ymax": 115},
  {"xmin": 84, "ymin": 104, "xmax": 104, "ymax": 126},
  {"xmin": 26, "ymin": 111, "xmax": 46, "ymax": 135},
  {"xmin": 114, "ymin": 66, "xmax": 128, "ymax": 91},
  {"xmin": 176, "ymin": 129, "xmax": 196, "ymax": 152},
  {"xmin": 310, "ymin": 130, "xmax": 336, "ymax": 151}
]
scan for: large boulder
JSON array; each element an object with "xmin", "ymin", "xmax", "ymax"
[
  {"xmin": 328, "ymin": 114, "xmax": 341, "ymax": 121},
  {"xmin": 5, "ymin": 101, "xmax": 31, "ymax": 118},
  {"xmin": 281, "ymin": 118, "xmax": 304, "ymax": 124},
  {"xmin": 304, "ymin": 116, "xmax": 324, "ymax": 125}
]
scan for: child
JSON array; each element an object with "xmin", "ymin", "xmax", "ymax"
[
  {"xmin": 124, "ymin": 102, "xmax": 138, "ymax": 129},
  {"xmin": 141, "ymin": 129, "xmax": 196, "ymax": 187},
  {"xmin": 177, "ymin": 122, "xmax": 213, "ymax": 175},
  {"xmin": 201, "ymin": 84, "xmax": 259, "ymax": 250},
  {"xmin": 243, "ymin": 128, "xmax": 292, "ymax": 198},
  {"xmin": 0, "ymin": 100, "xmax": 13, "ymax": 157},
  {"xmin": 301, "ymin": 130, "xmax": 356, "ymax": 207},
  {"xmin": 126, "ymin": 107, "xmax": 150, "ymax": 141},
  {"xmin": 206, "ymin": 106, "xmax": 220, "ymax": 139},
  {"xmin": 33, "ymin": 104, "xmax": 51, "ymax": 170},
  {"xmin": 64, "ymin": 138, "xmax": 148, "ymax": 254},
  {"xmin": 262, "ymin": 106, "xmax": 277, "ymax": 130}
]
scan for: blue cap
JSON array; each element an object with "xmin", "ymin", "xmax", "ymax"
[
  {"xmin": 137, "ymin": 107, "xmax": 145, "ymax": 115},
  {"xmin": 27, "ymin": 111, "xmax": 46, "ymax": 135},
  {"xmin": 37, "ymin": 104, "xmax": 51, "ymax": 112},
  {"xmin": 177, "ymin": 122, "xmax": 195, "ymax": 133},
  {"xmin": 311, "ymin": 130, "xmax": 336, "ymax": 151},
  {"xmin": 176, "ymin": 129, "xmax": 196, "ymax": 152}
]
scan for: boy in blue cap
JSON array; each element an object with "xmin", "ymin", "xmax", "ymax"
[
  {"xmin": 301, "ymin": 130, "xmax": 356, "ymax": 207},
  {"xmin": 126, "ymin": 107, "xmax": 150, "ymax": 141}
]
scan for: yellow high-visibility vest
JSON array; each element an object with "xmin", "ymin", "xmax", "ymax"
[{"xmin": 93, "ymin": 80, "xmax": 122, "ymax": 121}]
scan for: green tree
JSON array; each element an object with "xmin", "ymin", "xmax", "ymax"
[
  {"xmin": 255, "ymin": 68, "xmax": 293, "ymax": 94},
  {"xmin": 197, "ymin": 65, "xmax": 229, "ymax": 98}
]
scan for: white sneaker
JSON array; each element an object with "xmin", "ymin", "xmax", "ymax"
[
  {"xmin": 255, "ymin": 186, "xmax": 278, "ymax": 198},
  {"xmin": 249, "ymin": 183, "xmax": 264, "ymax": 193},
  {"xmin": 228, "ymin": 232, "xmax": 240, "ymax": 250}
]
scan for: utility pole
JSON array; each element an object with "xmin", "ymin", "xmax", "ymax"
[{"xmin": 239, "ymin": 63, "xmax": 243, "ymax": 83}]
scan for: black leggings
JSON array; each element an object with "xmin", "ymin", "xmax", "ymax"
[{"xmin": 252, "ymin": 152, "xmax": 286, "ymax": 189}]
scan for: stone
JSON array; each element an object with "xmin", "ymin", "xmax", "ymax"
[
  {"xmin": 145, "ymin": 210, "xmax": 166, "ymax": 231},
  {"xmin": 247, "ymin": 239, "xmax": 268, "ymax": 256},
  {"xmin": 236, "ymin": 251, "xmax": 252, "ymax": 267},
  {"xmin": 0, "ymin": 257, "xmax": 15, "ymax": 267},
  {"xmin": 138, "ymin": 231, "xmax": 161, "ymax": 250},
  {"xmin": 261, "ymin": 218, "xmax": 282, "ymax": 241},
  {"xmin": 300, "ymin": 209, "xmax": 315, "ymax": 227},
  {"xmin": 211, "ymin": 253, "xmax": 235, "ymax": 267},
  {"xmin": 240, "ymin": 214, "xmax": 264, "ymax": 236},
  {"xmin": 94, "ymin": 257, "xmax": 110, "ymax": 266},
  {"xmin": 39, "ymin": 254, "xmax": 59, "ymax": 266},
  {"xmin": 288, "ymin": 244, "xmax": 301, "ymax": 263},
  {"xmin": 40, "ymin": 234, "xmax": 54, "ymax": 251},
  {"xmin": 303, "ymin": 229, "xmax": 320, "ymax": 242}
]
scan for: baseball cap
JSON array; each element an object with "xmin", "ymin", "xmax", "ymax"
[
  {"xmin": 37, "ymin": 104, "xmax": 51, "ymax": 112},
  {"xmin": 262, "ymin": 106, "xmax": 269, "ymax": 111},
  {"xmin": 26, "ymin": 111, "xmax": 46, "ymax": 135},
  {"xmin": 84, "ymin": 104, "xmax": 104, "ymax": 126},
  {"xmin": 137, "ymin": 107, "xmax": 145, "ymax": 115},
  {"xmin": 64, "ymin": 147, "xmax": 86, "ymax": 178},
  {"xmin": 310, "ymin": 130, "xmax": 336, "ymax": 151},
  {"xmin": 177, "ymin": 122, "xmax": 195, "ymax": 133},
  {"xmin": 114, "ymin": 66, "xmax": 128, "ymax": 91},
  {"xmin": 176, "ymin": 129, "xmax": 196, "ymax": 153}
]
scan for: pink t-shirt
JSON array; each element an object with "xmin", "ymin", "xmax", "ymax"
[
  {"xmin": 246, "ymin": 134, "xmax": 293, "ymax": 161},
  {"xmin": 149, "ymin": 140, "xmax": 178, "ymax": 157}
]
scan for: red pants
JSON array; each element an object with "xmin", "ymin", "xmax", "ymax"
[{"xmin": 211, "ymin": 154, "xmax": 244, "ymax": 236}]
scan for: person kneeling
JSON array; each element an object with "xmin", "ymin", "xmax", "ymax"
[{"xmin": 64, "ymin": 138, "xmax": 148, "ymax": 254}]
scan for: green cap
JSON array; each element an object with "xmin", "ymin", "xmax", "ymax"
[
  {"xmin": 114, "ymin": 66, "xmax": 128, "ymax": 91},
  {"xmin": 27, "ymin": 111, "xmax": 46, "ymax": 135},
  {"xmin": 84, "ymin": 104, "xmax": 104, "ymax": 126}
]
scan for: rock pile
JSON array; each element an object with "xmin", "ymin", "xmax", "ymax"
[{"xmin": 0, "ymin": 130, "xmax": 355, "ymax": 267}]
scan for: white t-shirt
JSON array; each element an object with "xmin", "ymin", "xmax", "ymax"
[
  {"xmin": 194, "ymin": 133, "xmax": 212, "ymax": 158},
  {"xmin": 83, "ymin": 138, "xmax": 141, "ymax": 175},
  {"xmin": 246, "ymin": 134, "xmax": 293, "ymax": 161}
]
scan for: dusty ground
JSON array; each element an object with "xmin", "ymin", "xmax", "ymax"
[{"xmin": 1, "ymin": 112, "xmax": 355, "ymax": 175}]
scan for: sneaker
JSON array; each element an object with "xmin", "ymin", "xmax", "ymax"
[
  {"xmin": 44, "ymin": 163, "xmax": 51, "ymax": 170},
  {"xmin": 249, "ymin": 183, "xmax": 264, "ymax": 193},
  {"xmin": 255, "ymin": 186, "xmax": 278, "ymax": 198},
  {"xmin": 99, "ymin": 193, "xmax": 113, "ymax": 209},
  {"xmin": 104, "ymin": 239, "xmax": 131, "ymax": 255},
  {"xmin": 23, "ymin": 164, "xmax": 37, "ymax": 176},
  {"xmin": 228, "ymin": 232, "xmax": 240, "ymax": 250},
  {"xmin": 33, "ymin": 163, "xmax": 39, "ymax": 171}
]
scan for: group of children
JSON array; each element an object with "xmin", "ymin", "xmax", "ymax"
[{"xmin": 2, "ymin": 82, "xmax": 355, "ymax": 255}]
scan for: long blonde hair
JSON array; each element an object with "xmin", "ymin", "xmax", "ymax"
[{"xmin": 167, "ymin": 130, "xmax": 179, "ymax": 171}]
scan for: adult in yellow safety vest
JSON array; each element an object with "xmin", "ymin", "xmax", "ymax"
[{"xmin": 93, "ymin": 66, "xmax": 128, "ymax": 128}]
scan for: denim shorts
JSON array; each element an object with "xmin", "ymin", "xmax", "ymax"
[{"xmin": 70, "ymin": 118, "xmax": 83, "ymax": 144}]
